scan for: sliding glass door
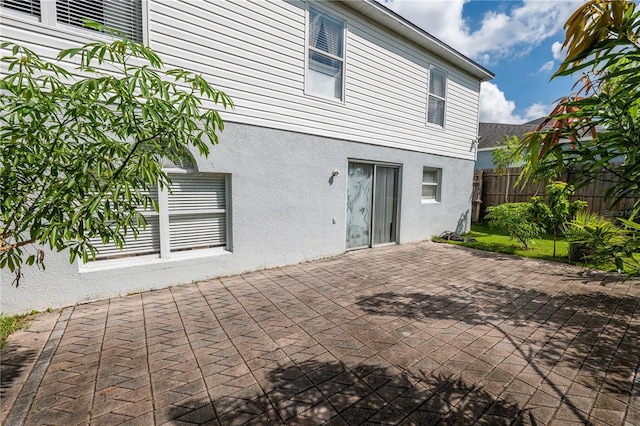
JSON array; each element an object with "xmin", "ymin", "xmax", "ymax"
[{"xmin": 346, "ymin": 162, "xmax": 399, "ymax": 249}]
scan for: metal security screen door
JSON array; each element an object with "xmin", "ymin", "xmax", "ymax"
[{"xmin": 346, "ymin": 162, "xmax": 399, "ymax": 249}]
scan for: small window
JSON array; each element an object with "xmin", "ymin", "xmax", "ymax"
[
  {"xmin": 56, "ymin": 0, "xmax": 143, "ymax": 42},
  {"xmin": 1, "ymin": 0, "xmax": 41, "ymax": 18},
  {"xmin": 422, "ymin": 167, "xmax": 441, "ymax": 202},
  {"xmin": 427, "ymin": 68, "xmax": 446, "ymax": 127},
  {"xmin": 307, "ymin": 6, "xmax": 345, "ymax": 101}
]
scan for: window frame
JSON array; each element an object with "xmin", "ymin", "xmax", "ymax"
[
  {"xmin": 426, "ymin": 67, "xmax": 447, "ymax": 128},
  {"xmin": 304, "ymin": 4, "xmax": 347, "ymax": 103},
  {"xmin": 421, "ymin": 167, "xmax": 441, "ymax": 203},
  {"xmin": 81, "ymin": 171, "xmax": 230, "ymax": 270},
  {"xmin": 1, "ymin": 0, "xmax": 148, "ymax": 44}
]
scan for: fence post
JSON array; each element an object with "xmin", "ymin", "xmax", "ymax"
[{"xmin": 472, "ymin": 169, "xmax": 483, "ymax": 223}]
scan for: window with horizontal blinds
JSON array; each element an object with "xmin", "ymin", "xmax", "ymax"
[
  {"xmin": 307, "ymin": 6, "xmax": 345, "ymax": 101},
  {"xmin": 1, "ymin": 0, "xmax": 41, "ymax": 17},
  {"xmin": 87, "ymin": 173, "xmax": 228, "ymax": 263},
  {"xmin": 167, "ymin": 174, "xmax": 226, "ymax": 252},
  {"xmin": 56, "ymin": 0, "xmax": 143, "ymax": 42},
  {"xmin": 89, "ymin": 187, "xmax": 160, "ymax": 260},
  {"xmin": 427, "ymin": 69, "xmax": 447, "ymax": 127}
]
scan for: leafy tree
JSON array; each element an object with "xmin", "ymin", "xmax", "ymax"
[
  {"xmin": 485, "ymin": 203, "xmax": 543, "ymax": 250},
  {"xmin": 0, "ymin": 25, "xmax": 233, "ymax": 278},
  {"xmin": 520, "ymin": 0, "xmax": 640, "ymax": 276},
  {"xmin": 528, "ymin": 182, "xmax": 587, "ymax": 257},
  {"xmin": 492, "ymin": 135, "xmax": 522, "ymax": 203}
]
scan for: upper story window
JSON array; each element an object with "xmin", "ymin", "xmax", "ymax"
[
  {"xmin": 1, "ymin": 0, "xmax": 143, "ymax": 43},
  {"xmin": 0, "ymin": 0, "xmax": 40, "ymax": 18},
  {"xmin": 306, "ymin": 6, "xmax": 346, "ymax": 101},
  {"xmin": 427, "ymin": 68, "xmax": 447, "ymax": 127}
]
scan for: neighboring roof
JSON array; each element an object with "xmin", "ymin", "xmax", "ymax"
[
  {"xmin": 477, "ymin": 122, "xmax": 538, "ymax": 150},
  {"xmin": 342, "ymin": 0, "xmax": 494, "ymax": 82}
]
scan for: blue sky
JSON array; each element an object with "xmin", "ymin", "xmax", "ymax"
[{"xmin": 379, "ymin": 0, "xmax": 583, "ymax": 123}]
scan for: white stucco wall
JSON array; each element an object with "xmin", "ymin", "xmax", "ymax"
[{"xmin": 1, "ymin": 123, "xmax": 474, "ymax": 314}]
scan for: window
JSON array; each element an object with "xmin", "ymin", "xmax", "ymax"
[
  {"xmin": 1, "ymin": 0, "xmax": 143, "ymax": 43},
  {"xmin": 89, "ymin": 173, "xmax": 228, "ymax": 262},
  {"xmin": 0, "ymin": 0, "xmax": 40, "ymax": 18},
  {"xmin": 427, "ymin": 68, "xmax": 446, "ymax": 127},
  {"xmin": 422, "ymin": 167, "xmax": 441, "ymax": 202},
  {"xmin": 307, "ymin": 6, "xmax": 345, "ymax": 101}
]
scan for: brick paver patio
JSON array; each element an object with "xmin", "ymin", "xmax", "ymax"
[{"xmin": 2, "ymin": 241, "xmax": 640, "ymax": 425}]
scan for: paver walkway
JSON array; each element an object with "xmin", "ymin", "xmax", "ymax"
[{"xmin": 2, "ymin": 241, "xmax": 640, "ymax": 425}]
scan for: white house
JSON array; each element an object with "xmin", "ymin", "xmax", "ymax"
[{"xmin": 0, "ymin": 0, "xmax": 493, "ymax": 314}]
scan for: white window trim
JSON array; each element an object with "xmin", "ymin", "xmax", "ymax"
[
  {"xmin": 426, "ymin": 67, "xmax": 447, "ymax": 128},
  {"xmin": 1, "ymin": 0, "xmax": 148, "ymax": 45},
  {"xmin": 422, "ymin": 167, "xmax": 441, "ymax": 203},
  {"xmin": 304, "ymin": 3, "xmax": 347, "ymax": 104},
  {"xmin": 80, "ymin": 171, "xmax": 230, "ymax": 270}
]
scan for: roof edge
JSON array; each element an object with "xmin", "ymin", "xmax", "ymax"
[{"xmin": 341, "ymin": 0, "xmax": 494, "ymax": 81}]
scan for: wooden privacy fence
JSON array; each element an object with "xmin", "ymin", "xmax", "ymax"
[{"xmin": 472, "ymin": 167, "xmax": 640, "ymax": 223}]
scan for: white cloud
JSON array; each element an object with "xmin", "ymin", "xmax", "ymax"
[
  {"xmin": 380, "ymin": 0, "xmax": 579, "ymax": 63},
  {"xmin": 538, "ymin": 60, "xmax": 555, "ymax": 73},
  {"xmin": 523, "ymin": 103, "xmax": 551, "ymax": 121},
  {"xmin": 479, "ymin": 83, "xmax": 550, "ymax": 124},
  {"xmin": 479, "ymin": 82, "xmax": 523, "ymax": 124},
  {"xmin": 551, "ymin": 41, "xmax": 566, "ymax": 60}
]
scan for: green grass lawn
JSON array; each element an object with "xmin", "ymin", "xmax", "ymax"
[
  {"xmin": 445, "ymin": 225, "xmax": 639, "ymax": 273},
  {"xmin": 446, "ymin": 224, "xmax": 573, "ymax": 264},
  {"xmin": 0, "ymin": 312, "xmax": 36, "ymax": 350}
]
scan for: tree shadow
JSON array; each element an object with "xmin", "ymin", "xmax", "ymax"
[
  {"xmin": 0, "ymin": 343, "xmax": 36, "ymax": 401},
  {"xmin": 355, "ymin": 281, "xmax": 640, "ymax": 398},
  {"xmin": 167, "ymin": 360, "xmax": 534, "ymax": 425}
]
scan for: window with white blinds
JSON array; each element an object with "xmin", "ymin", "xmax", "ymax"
[
  {"xmin": 168, "ymin": 175, "xmax": 227, "ymax": 252},
  {"xmin": 56, "ymin": 0, "xmax": 143, "ymax": 42},
  {"xmin": 427, "ymin": 68, "xmax": 447, "ymax": 127},
  {"xmin": 0, "ymin": 0, "xmax": 40, "ymax": 18},
  {"xmin": 89, "ymin": 174, "xmax": 228, "ymax": 262},
  {"xmin": 1, "ymin": 0, "xmax": 143, "ymax": 43},
  {"xmin": 307, "ymin": 6, "xmax": 346, "ymax": 101}
]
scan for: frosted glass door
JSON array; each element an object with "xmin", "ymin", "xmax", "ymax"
[
  {"xmin": 346, "ymin": 163, "xmax": 373, "ymax": 249},
  {"xmin": 373, "ymin": 167, "xmax": 398, "ymax": 245}
]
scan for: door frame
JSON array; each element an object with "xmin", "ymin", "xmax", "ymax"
[{"xmin": 345, "ymin": 159, "xmax": 402, "ymax": 250}]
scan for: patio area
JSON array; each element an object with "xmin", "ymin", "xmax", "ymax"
[{"xmin": 2, "ymin": 241, "xmax": 639, "ymax": 425}]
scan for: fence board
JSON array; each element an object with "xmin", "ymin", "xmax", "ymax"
[{"xmin": 473, "ymin": 167, "xmax": 639, "ymax": 222}]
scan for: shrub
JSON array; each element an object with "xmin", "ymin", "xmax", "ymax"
[
  {"xmin": 485, "ymin": 203, "xmax": 543, "ymax": 249},
  {"xmin": 565, "ymin": 212, "xmax": 626, "ymax": 263}
]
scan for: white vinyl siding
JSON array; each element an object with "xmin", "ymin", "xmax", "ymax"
[
  {"xmin": 422, "ymin": 167, "xmax": 441, "ymax": 202},
  {"xmin": 306, "ymin": 5, "xmax": 346, "ymax": 101},
  {"xmin": 89, "ymin": 174, "xmax": 228, "ymax": 262},
  {"xmin": 1, "ymin": 0, "xmax": 483, "ymax": 161},
  {"xmin": 427, "ymin": 68, "xmax": 446, "ymax": 127}
]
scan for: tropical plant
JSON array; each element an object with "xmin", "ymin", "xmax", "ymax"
[
  {"xmin": 0, "ymin": 24, "xmax": 233, "ymax": 279},
  {"xmin": 519, "ymin": 0, "xmax": 640, "ymax": 275},
  {"xmin": 485, "ymin": 203, "xmax": 543, "ymax": 250},
  {"xmin": 528, "ymin": 182, "xmax": 587, "ymax": 256},
  {"xmin": 565, "ymin": 211, "xmax": 626, "ymax": 265},
  {"xmin": 492, "ymin": 135, "xmax": 523, "ymax": 203}
]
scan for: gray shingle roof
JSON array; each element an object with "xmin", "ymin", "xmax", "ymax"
[{"xmin": 477, "ymin": 122, "xmax": 538, "ymax": 150}]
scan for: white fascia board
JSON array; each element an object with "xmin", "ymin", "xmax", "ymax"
[{"xmin": 339, "ymin": 0, "xmax": 494, "ymax": 82}]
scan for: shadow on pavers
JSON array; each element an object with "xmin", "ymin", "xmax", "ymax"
[
  {"xmin": 1, "ymin": 344, "xmax": 37, "ymax": 400},
  {"xmin": 166, "ymin": 360, "xmax": 534, "ymax": 424}
]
